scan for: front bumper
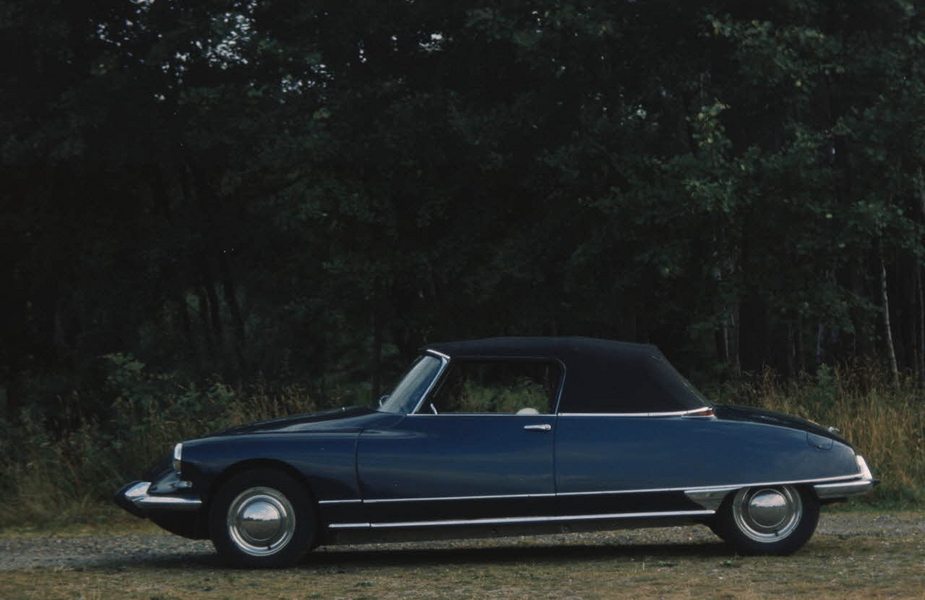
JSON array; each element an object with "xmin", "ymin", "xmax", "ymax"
[
  {"xmin": 114, "ymin": 480, "xmax": 203, "ymax": 518},
  {"xmin": 813, "ymin": 455, "xmax": 878, "ymax": 501}
]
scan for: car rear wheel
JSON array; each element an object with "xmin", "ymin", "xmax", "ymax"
[
  {"xmin": 713, "ymin": 485, "xmax": 819, "ymax": 555},
  {"xmin": 209, "ymin": 468, "xmax": 315, "ymax": 568}
]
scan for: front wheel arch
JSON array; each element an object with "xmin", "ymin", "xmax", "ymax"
[
  {"xmin": 711, "ymin": 484, "xmax": 820, "ymax": 555},
  {"xmin": 198, "ymin": 459, "xmax": 318, "ymax": 539},
  {"xmin": 208, "ymin": 467, "xmax": 317, "ymax": 568},
  {"xmin": 206, "ymin": 459, "xmax": 315, "ymax": 505}
]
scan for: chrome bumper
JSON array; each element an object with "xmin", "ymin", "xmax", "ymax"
[
  {"xmin": 116, "ymin": 481, "xmax": 202, "ymax": 517},
  {"xmin": 813, "ymin": 455, "xmax": 878, "ymax": 500}
]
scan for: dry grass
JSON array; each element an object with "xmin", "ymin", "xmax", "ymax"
[{"xmin": 715, "ymin": 364, "xmax": 925, "ymax": 505}]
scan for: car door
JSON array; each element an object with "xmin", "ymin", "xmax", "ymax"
[
  {"xmin": 552, "ymin": 351, "xmax": 719, "ymax": 518},
  {"xmin": 356, "ymin": 359, "xmax": 561, "ymax": 526},
  {"xmin": 554, "ymin": 413, "xmax": 718, "ymax": 517}
]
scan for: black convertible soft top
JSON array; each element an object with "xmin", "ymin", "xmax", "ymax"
[{"xmin": 424, "ymin": 337, "xmax": 709, "ymax": 413}]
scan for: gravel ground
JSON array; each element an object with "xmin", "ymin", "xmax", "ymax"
[{"xmin": 0, "ymin": 512, "xmax": 920, "ymax": 572}]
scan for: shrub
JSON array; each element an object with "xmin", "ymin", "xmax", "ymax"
[{"xmin": 0, "ymin": 355, "xmax": 321, "ymax": 528}]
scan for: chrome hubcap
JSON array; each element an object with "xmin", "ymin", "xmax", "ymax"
[
  {"xmin": 732, "ymin": 486, "xmax": 802, "ymax": 543},
  {"xmin": 227, "ymin": 486, "xmax": 296, "ymax": 556}
]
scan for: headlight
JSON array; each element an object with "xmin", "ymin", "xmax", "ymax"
[{"xmin": 172, "ymin": 443, "xmax": 183, "ymax": 475}]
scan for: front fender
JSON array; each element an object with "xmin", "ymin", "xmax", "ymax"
[{"xmin": 181, "ymin": 431, "xmax": 362, "ymax": 506}]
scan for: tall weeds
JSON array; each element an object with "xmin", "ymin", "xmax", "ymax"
[{"xmin": 713, "ymin": 363, "xmax": 925, "ymax": 506}]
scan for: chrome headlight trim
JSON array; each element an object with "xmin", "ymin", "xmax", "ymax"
[
  {"xmin": 855, "ymin": 454, "xmax": 873, "ymax": 480},
  {"xmin": 172, "ymin": 443, "xmax": 183, "ymax": 475}
]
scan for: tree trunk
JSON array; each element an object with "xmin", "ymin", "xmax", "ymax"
[
  {"xmin": 786, "ymin": 321, "xmax": 795, "ymax": 378},
  {"xmin": 918, "ymin": 262, "xmax": 925, "ymax": 383},
  {"xmin": 372, "ymin": 304, "xmax": 384, "ymax": 400},
  {"xmin": 918, "ymin": 169, "xmax": 925, "ymax": 382},
  {"xmin": 177, "ymin": 292, "xmax": 199, "ymax": 370},
  {"xmin": 815, "ymin": 323, "xmax": 824, "ymax": 365},
  {"xmin": 715, "ymin": 326, "xmax": 729, "ymax": 367},
  {"xmin": 219, "ymin": 250, "xmax": 247, "ymax": 376},
  {"xmin": 880, "ymin": 249, "xmax": 899, "ymax": 387}
]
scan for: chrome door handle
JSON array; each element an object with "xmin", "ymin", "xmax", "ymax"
[{"xmin": 523, "ymin": 424, "xmax": 552, "ymax": 432}]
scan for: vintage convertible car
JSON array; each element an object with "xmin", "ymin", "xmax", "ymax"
[{"xmin": 115, "ymin": 337, "xmax": 876, "ymax": 567}]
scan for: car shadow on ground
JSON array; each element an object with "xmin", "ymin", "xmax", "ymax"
[
  {"xmin": 121, "ymin": 539, "xmax": 732, "ymax": 572},
  {"xmin": 308, "ymin": 541, "xmax": 732, "ymax": 569}
]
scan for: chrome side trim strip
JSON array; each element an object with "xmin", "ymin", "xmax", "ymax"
[
  {"xmin": 321, "ymin": 472, "xmax": 865, "ymax": 507},
  {"xmin": 124, "ymin": 481, "xmax": 203, "ymax": 512},
  {"xmin": 557, "ymin": 473, "xmax": 859, "ymax": 498},
  {"xmin": 558, "ymin": 408, "xmax": 713, "ymax": 418},
  {"xmin": 557, "ymin": 485, "xmax": 698, "ymax": 498},
  {"xmin": 364, "ymin": 492, "xmax": 556, "ymax": 504},
  {"xmin": 328, "ymin": 509, "xmax": 714, "ymax": 530}
]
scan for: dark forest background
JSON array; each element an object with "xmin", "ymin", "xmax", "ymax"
[{"xmin": 3, "ymin": 0, "xmax": 925, "ymax": 420}]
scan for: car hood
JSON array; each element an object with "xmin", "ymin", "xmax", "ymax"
[
  {"xmin": 208, "ymin": 405, "xmax": 380, "ymax": 436},
  {"xmin": 713, "ymin": 404, "xmax": 850, "ymax": 445}
]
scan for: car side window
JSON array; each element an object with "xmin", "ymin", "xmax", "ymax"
[
  {"xmin": 423, "ymin": 360, "xmax": 561, "ymax": 415},
  {"xmin": 559, "ymin": 353, "xmax": 708, "ymax": 414}
]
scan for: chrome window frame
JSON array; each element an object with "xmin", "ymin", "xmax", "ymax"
[
  {"xmin": 407, "ymin": 350, "xmax": 451, "ymax": 415},
  {"xmin": 557, "ymin": 407, "xmax": 715, "ymax": 418}
]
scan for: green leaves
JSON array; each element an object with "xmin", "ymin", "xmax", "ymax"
[{"xmin": 3, "ymin": 0, "xmax": 925, "ymax": 415}]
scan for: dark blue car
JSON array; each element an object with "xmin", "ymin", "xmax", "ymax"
[{"xmin": 116, "ymin": 337, "xmax": 876, "ymax": 567}]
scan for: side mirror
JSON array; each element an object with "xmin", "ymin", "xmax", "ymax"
[{"xmin": 378, "ymin": 395, "xmax": 389, "ymax": 407}]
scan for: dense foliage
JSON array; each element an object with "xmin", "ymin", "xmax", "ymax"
[{"xmin": 2, "ymin": 0, "xmax": 925, "ymax": 419}]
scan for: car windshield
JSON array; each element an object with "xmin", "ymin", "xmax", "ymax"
[{"xmin": 379, "ymin": 354, "xmax": 444, "ymax": 414}]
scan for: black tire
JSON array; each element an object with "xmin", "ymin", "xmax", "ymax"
[
  {"xmin": 712, "ymin": 485, "xmax": 819, "ymax": 555},
  {"xmin": 209, "ymin": 468, "xmax": 315, "ymax": 568}
]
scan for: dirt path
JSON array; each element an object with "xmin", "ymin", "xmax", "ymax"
[{"xmin": 0, "ymin": 511, "xmax": 920, "ymax": 571}]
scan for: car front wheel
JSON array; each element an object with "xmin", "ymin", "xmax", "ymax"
[
  {"xmin": 209, "ymin": 468, "xmax": 315, "ymax": 568},
  {"xmin": 712, "ymin": 485, "xmax": 819, "ymax": 555}
]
